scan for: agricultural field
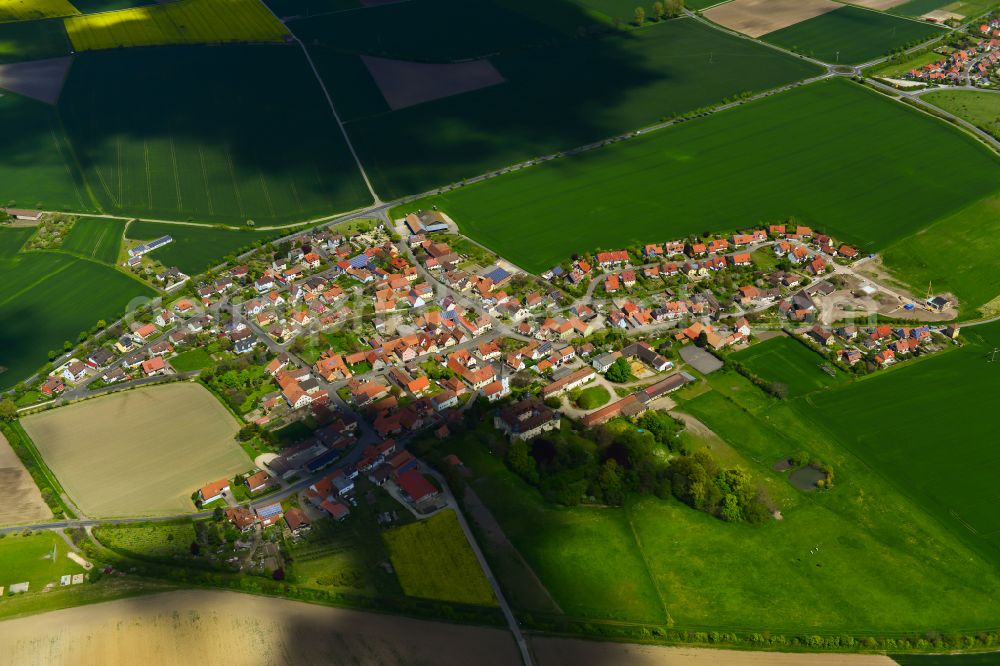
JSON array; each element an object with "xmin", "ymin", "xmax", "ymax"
[
  {"xmin": 22, "ymin": 382, "xmax": 248, "ymax": 517},
  {"xmin": 880, "ymin": 194, "xmax": 1000, "ymax": 317},
  {"xmin": 729, "ymin": 335, "xmax": 848, "ymax": 398},
  {"xmin": 0, "ymin": 0, "xmax": 78, "ymax": 22},
  {"xmin": 71, "ymin": 0, "xmax": 158, "ymax": 12},
  {"xmin": 800, "ymin": 320, "xmax": 1000, "ymax": 564},
  {"xmin": 0, "ymin": 18, "xmax": 71, "ymax": 63},
  {"xmin": 704, "ymin": 0, "xmax": 842, "ymax": 39},
  {"xmin": 125, "ymin": 221, "xmax": 284, "ymax": 274},
  {"xmin": 0, "ymin": 531, "xmax": 84, "ymax": 593},
  {"xmin": 64, "ymin": 0, "xmax": 289, "ymax": 51},
  {"xmin": 888, "ymin": 0, "xmax": 953, "ymax": 16},
  {"xmin": 61, "ymin": 216, "xmax": 124, "ymax": 263},
  {"xmin": 0, "ymin": 431, "xmax": 51, "ymax": 525},
  {"xmin": 264, "ymin": 0, "xmax": 357, "ymax": 19},
  {"xmin": 0, "ymin": 92, "xmax": 95, "ymax": 213},
  {"xmin": 299, "ymin": 15, "xmax": 820, "ymax": 198},
  {"xmin": 395, "ymin": 78, "xmax": 1000, "ymax": 273},
  {"xmin": 59, "ymin": 46, "xmax": 371, "ymax": 226},
  {"xmin": 383, "ymin": 510, "xmax": 497, "ymax": 607},
  {"xmin": 760, "ymin": 5, "xmax": 945, "ymax": 64},
  {"xmin": 0, "ymin": 228, "xmax": 154, "ymax": 390},
  {"xmin": 425, "ymin": 400, "xmax": 1000, "ymax": 632},
  {"xmin": 0, "ymin": 590, "xmax": 522, "ymax": 665},
  {"xmin": 922, "ymin": 89, "xmax": 1000, "ymax": 140}
]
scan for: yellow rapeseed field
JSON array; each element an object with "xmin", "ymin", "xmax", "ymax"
[
  {"xmin": 64, "ymin": 0, "xmax": 288, "ymax": 51},
  {"xmin": 0, "ymin": 0, "xmax": 78, "ymax": 23}
]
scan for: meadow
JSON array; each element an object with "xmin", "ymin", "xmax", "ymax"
[
  {"xmin": 64, "ymin": 0, "xmax": 288, "ymax": 51},
  {"xmin": 304, "ymin": 15, "xmax": 820, "ymax": 198},
  {"xmin": 880, "ymin": 194, "xmax": 1000, "ymax": 317},
  {"xmin": 0, "ymin": 0, "xmax": 77, "ymax": 22},
  {"xmin": 761, "ymin": 5, "xmax": 945, "ymax": 64},
  {"xmin": 395, "ymin": 78, "xmax": 1000, "ymax": 273},
  {"xmin": 0, "ymin": 92, "xmax": 95, "ymax": 214},
  {"xmin": 383, "ymin": 510, "xmax": 497, "ymax": 607},
  {"xmin": 729, "ymin": 335, "xmax": 848, "ymax": 397},
  {"xmin": 59, "ymin": 46, "xmax": 370, "ymax": 226},
  {"xmin": 61, "ymin": 216, "xmax": 124, "ymax": 263},
  {"xmin": 0, "ymin": 17, "xmax": 71, "ymax": 63},
  {"xmin": 922, "ymin": 89, "xmax": 1000, "ymax": 140},
  {"xmin": 22, "ymin": 382, "xmax": 248, "ymax": 517},
  {"xmin": 0, "ymin": 228, "xmax": 153, "ymax": 389},
  {"xmin": 0, "ymin": 531, "xmax": 83, "ymax": 593},
  {"xmin": 422, "ymin": 386, "xmax": 1000, "ymax": 635},
  {"xmin": 125, "ymin": 220, "xmax": 285, "ymax": 274},
  {"xmin": 800, "ymin": 321, "xmax": 1000, "ymax": 564},
  {"xmin": 167, "ymin": 348, "xmax": 213, "ymax": 372}
]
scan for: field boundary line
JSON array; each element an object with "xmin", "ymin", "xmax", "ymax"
[
  {"xmin": 170, "ymin": 139, "xmax": 183, "ymax": 210},
  {"xmin": 198, "ymin": 146, "xmax": 214, "ymax": 216},
  {"xmin": 624, "ymin": 500, "xmax": 672, "ymax": 625},
  {"xmin": 0, "ymin": 259, "xmax": 73, "ymax": 308}
]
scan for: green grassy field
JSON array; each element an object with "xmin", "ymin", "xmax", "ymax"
[
  {"xmin": 0, "ymin": 531, "xmax": 84, "ymax": 593},
  {"xmin": 305, "ymin": 15, "xmax": 820, "ymax": 198},
  {"xmin": 0, "ymin": 92, "xmax": 95, "ymax": 213},
  {"xmin": 729, "ymin": 335, "xmax": 848, "ymax": 398},
  {"xmin": 167, "ymin": 348, "xmax": 213, "ymax": 372},
  {"xmin": 880, "ymin": 194, "xmax": 1000, "ymax": 317},
  {"xmin": 573, "ymin": 385, "xmax": 611, "ymax": 409},
  {"xmin": 761, "ymin": 5, "xmax": 945, "ymax": 64},
  {"xmin": 0, "ymin": 227, "xmax": 154, "ymax": 389},
  {"xmin": 61, "ymin": 216, "xmax": 124, "ymax": 263},
  {"xmin": 125, "ymin": 220, "xmax": 284, "ymax": 274},
  {"xmin": 426, "ymin": 391, "xmax": 1000, "ymax": 632},
  {"xmin": 383, "ymin": 510, "xmax": 497, "ymax": 607},
  {"xmin": 395, "ymin": 78, "xmax": 999, "ymax": 273},
  {"xmin": 922, "ymin": 89, "xmax": 1000, "ymax": 140},
  {"xmin": 801, "ymin": 321, "xmax": 1000, "ymax": 565},
  {"xmin": 0, "ymin": 17, "xmax": 71, "ymax": 63},
  {"xmin": 867, "ymin": 48, "xmax": 945, "ymax": 78},
  {"xmin": 59, "ymin": 45, "xmax": 370, "ymax": 226}
]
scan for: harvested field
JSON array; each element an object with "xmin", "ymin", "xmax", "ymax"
[
  {"xmin": 362, "ymin": 55, "xmax": 505, "ymax": 111},
  {"xmin": 0, "ymin": 56, "xmax": 72, "ymax": 105},
  {"xmin": 704, "ymin": 0, "xmax": 840, "ymax": 38},
  {"xmin": 532, "ymin": 637, "xmax": 896, "ymax": 665},
  {"xmin": 850, "ymin": 0, "xmax": 909, "ymax": 9},
  {"xmin": 22, "ymin": 383, "xmax": 248, "ymax": 517},
  {"xmin": 0, "ymin": 589, "xmax": 520, "ymax": 665},
  {"xmin": 0, "ymin": 431, "xmax": 51, "ymax": 525}
]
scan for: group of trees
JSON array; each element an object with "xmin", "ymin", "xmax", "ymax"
[
  {"xmin": 633, "ymin": 0, "xmax": 683, "ymax": 25},
  {"xmin": 502, "ymin": 411, "xmax": 771, "ymax": 524}
]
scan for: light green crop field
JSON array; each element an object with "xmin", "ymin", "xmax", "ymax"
[
  {"xmin": 922, "ymin": 89, "xmax": 1000, "ymax": 140},
  {"xmin": 61, "ymin": 216, "xmax": 124, "ymax": 264},
  {"xmin": 64, "ymin": 0, "xmax": 288, "ymax": 51},
  {"xmin": 125, "ymin": 220, "xmax": 284, "ymax": 274},
  {"xmin": 0, "ymin": 228, "xmax": 154, "ymax": 389},
  {"xmin": 0, "ymin": 92, "xmax": 95, "ymax": 213},
  {"xmin": 880, "ymin": 194, "xmax": 1000, "ymax": 318},
  {"xmin": 395, "ymin": 78, "xmax": 1000, "ymax": 273},
  {"xmin": 59, "ymin": 46, "xmax": 370, "ymax": 226},
  {"xmin": 300, "ymin": 14, "xmax": 820, "ymax": 199},
  {"xmin": 761, "ymin": 5, "xmax": 945, "ymax": 64},
  {"xmin": 800, "ymin": 321, "xmax": 1000, "ymax": 565},
  {"xmin": 729, "ymin": 335, "xmax": 848, "ymax": 398},
  {"xmin": 0, "ymin": 531, "xmax": 84, "ymax": 593},
  {"xmin": 383, "ymin": 510, "xmax": 497, "ymax": 607}
]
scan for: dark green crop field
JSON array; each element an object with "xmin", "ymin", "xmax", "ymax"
[
  {"xmin": 761, "ymin": 5, "xmax": 944, "ymax": 65},
  {"xmin": 888, "ymin": 0, "xmax": 950, "ymax": 17},
  {"xmin": 264, "ymin": 0, "xmax": 357, "ymax": 19},
  {"xmin": 300, "ymin": 13, "xmax": 820, "ymax": 199},
  {"xmin": 0, "ymin": 93, "xmax": 95, "ymax": 213},
  {"xmin": 0, "ymin": 227, "xmax": 153, "ymax": 389},
  {"xmin": 62, "ymin": 216, "xmax": 125, "ymax": 264},
  {"xmin": 59, "ymin": 45, "xmax": 370, "ymax": 226},
  {"xmin": 126, "ymin": 220, "xmax": 287, "ymax": 274},
  {"xmin": 801, "ymin": 321, "xmax": 1000, "ymax": 566},
  {"xmin": 729, "ymin": 335, "xmax": 848, "ymax": 398},
  {"xmin": 0, "ymin": 18, "xmax": 71, "ymax": 64},
  {"xmin": 395, "ymin": 78, "xmax": 999, "ymax": 273}
]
